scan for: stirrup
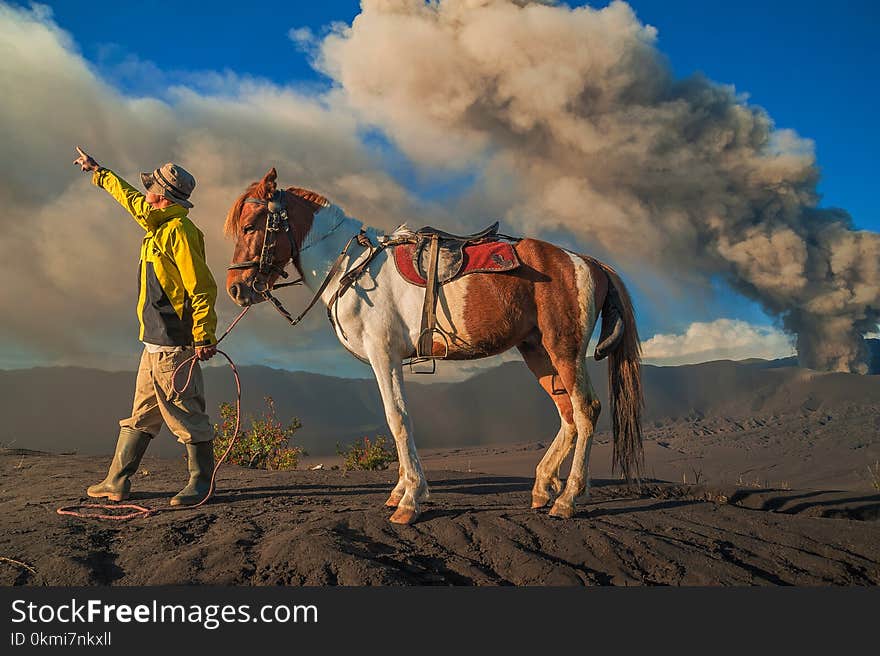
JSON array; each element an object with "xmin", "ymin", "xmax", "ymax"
[
  {"xmin": 408, "ymin": 357, "xmax": 436, "ymax": 375},
  {"xmin": 412, "ymin": 328, "xmax": 450, "ymax": 374}
]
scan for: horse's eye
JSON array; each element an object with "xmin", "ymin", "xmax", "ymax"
[{"xmin": 242, "ymin": 224, "xmax": 256, "ymax": 234}]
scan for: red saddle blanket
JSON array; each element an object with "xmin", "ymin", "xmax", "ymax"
[{"xmin": 393, "ymin": 240, "xmax": 520, "ymax": 287}]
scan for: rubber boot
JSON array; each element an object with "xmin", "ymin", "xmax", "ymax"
[
  {"xmin": 86, "ymin": 428, "xmax": 152, "ymax": 502},
  {"xmin": 170, "ymin": 441, "xmax": 215, "ymax": 506}
]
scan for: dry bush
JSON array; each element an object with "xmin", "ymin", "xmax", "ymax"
[
  {"xmin": 337, "ymin": 436, "xmax": 396, "ymax": 472},
  {"xmin": 213, "ymin": 396, "xmax": 303, "ymax": 470}
]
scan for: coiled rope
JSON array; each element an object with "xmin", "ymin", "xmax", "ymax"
[{"xmin": 56, "ymin": 308, "xmax": 251, "ymax": 521}]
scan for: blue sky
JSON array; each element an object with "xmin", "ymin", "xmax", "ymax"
[{"xmin": 30, "ymin": 0, "xmax": 878, "ymax": 233}]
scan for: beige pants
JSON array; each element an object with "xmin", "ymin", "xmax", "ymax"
[{"xmin": 119, "ymin": 347, "xmax": 213, "ymax": 444}]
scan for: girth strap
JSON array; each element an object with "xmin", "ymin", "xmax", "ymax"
[{"xmin": 417, "ymin": 234, "xmax": 445, "ymax": 359}]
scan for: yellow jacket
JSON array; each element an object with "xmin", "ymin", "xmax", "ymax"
[{"xmin": 93, "ymin": 168, "xmax": 218, "ymax": 347}]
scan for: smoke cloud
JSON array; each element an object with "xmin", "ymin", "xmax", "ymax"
[
  {"xmin": 1, "ymin": 1, "xmax": 878, "ymax": 376},
  {"xmin": 318, "ymin": 0, "xmax": 880, "ymax": 372}
]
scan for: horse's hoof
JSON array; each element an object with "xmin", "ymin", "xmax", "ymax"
[
  {"xmin": 548, "ymin": 500, "xmax": 574, "ymax": 519},
  {"xmin": 531, "ymin": 492, "xmax": 551, "ymax": 509},
  {"xmin": 385, "ymin": 493, "xmax": 402, "ymax": 508},
  {"xmin": 389, "ymin": 506, "xmax": 419, "ymax": 525}
]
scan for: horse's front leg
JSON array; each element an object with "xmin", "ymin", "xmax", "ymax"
[
  {"xmin": 385, "ymin": 464, "xmax": 405, "ymax": 508},
  {"xmin": 368, "ymin": 353, "xmax": 428, "ymax": 524}
]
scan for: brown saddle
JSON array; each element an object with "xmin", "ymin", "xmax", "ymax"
[
  {"xmin": 415, "ymin": 221, "xmax": 500, "ymax": 242},
  {"xmin": 393, "ymin": 221, "xmax": 518, "ymax": 365},
  {"xmin": 330, "ymin": 221, "xmax": 516, "ymax": 372},
  {"xmin": 412, "ymin": 221, "xmax": 500, "ymax": 284}
]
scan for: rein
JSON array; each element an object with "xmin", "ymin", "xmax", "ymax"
[
  {"xmin": 56, "ymin": 307, "xmax": 252, "ymax": 521},
  {"xmin": 56, "ymin": 189, "xmax": 377, "ymax": 520},
  {"xmin": 226, "ymin": 192, "xmax": 301, "ymax": 287},
  {"xmin": 262, "ymin": 232, "xmax": 364, "ymax": 327},
  {"xmin": 227, "ymin": 189, "xmax": 376, "ymax": 329}
]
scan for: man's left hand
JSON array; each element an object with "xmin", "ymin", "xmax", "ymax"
[{"xmin": 195, "ymin": 345, "xmax": 217, "ymax": 361}]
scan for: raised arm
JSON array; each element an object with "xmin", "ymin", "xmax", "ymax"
[{"xmin": 74, "ymin": 146, "xmax": 152, "ymax": 231}]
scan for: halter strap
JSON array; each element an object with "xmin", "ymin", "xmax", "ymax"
[
  {"xmin": 226, "ymin": 190, "xmax": 299, "ymax": 280},
  {"xmin": 227, "ymin": 187, "xmax": 374, "ymax": 332}
]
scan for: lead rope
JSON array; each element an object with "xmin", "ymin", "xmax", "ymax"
[
  {"xmin": 56, "ymin": 307, "xmax": 252, "ymax": 521},
  {"xmin": 257, "ymin": 232, "xmax": 363, "ymax": 328}
]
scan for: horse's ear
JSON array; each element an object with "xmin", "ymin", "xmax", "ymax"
[{"xmin": 260, "ymin": 167, "xmax": 278, "ymax": 198}]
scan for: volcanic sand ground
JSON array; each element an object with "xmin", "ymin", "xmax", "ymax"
[{"xmin": 1, "ymin": 443, "xmax": 878, "ymax": 586}]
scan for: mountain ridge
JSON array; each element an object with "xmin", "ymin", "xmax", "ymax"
[{"xmin": 2, "ymin": 343, "xmax": 878, "ymax": 457}]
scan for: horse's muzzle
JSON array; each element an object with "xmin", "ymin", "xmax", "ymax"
[{"xmin": 227, "ymin": 282, "xmax": 255, "ymax": 307}]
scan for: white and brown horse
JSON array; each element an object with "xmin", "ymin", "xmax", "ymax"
[{"xmin": 225, "ymin": 168, "xmax": 643, "ymax": 524}]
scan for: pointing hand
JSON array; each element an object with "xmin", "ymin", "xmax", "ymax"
[{"xmin": 73, "ymin": 146, "xmax": 99, "ymax": 172}]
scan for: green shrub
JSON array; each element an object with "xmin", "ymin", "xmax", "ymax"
[
  {"xmin": 213, "ymin": 396, "xmax": 303, "ymax": 470},
  {"xmin": 337, "ymin": 436, "xmax": 396, "ymax": 471}
]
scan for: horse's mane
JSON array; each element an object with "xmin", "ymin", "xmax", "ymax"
[
  {"xmin": 289, "ymin": 187, "xmax": 331, "ymax": 208},
  {"xmin": 224, "ymin": 179, "xmax": 331, "ymax": 237},
  {"xmin": 390, "ymin": 224, "xmax": 416, "ymax": 239}
]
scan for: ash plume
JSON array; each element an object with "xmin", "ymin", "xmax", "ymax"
[{"xmin": 319, "ymin": 0, "xmax": 880, "ymax": 372}]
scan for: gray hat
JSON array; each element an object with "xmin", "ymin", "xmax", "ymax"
[{"xmin": 141, "ymin": 162, "xmax": 196, "ymax": 209}]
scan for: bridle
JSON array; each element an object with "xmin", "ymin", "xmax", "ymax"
[
  {"xmin": 226, "ymin": 189, "xmax": 315, "ymax": 323},
  {"xmin": 224, "ymin": 182, "xmax": 463, "ymax": 368},
  {"xmin": 227, "ymin": 190, "xmax": 300, "ymax": 290},
  {"xmin": 226, "ymin": 188, "xmax": 367, "ymax": 328}
]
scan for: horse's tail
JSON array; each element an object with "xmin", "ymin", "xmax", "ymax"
[{"xmin": 593, "ymin": 261, "xmax": 644, "ymax": 481}]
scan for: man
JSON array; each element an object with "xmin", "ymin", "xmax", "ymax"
[{"xmin": 73, "ymin": 147, "xmax": 218, "ymax": 506}]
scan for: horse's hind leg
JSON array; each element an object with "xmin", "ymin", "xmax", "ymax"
[
  {"xmin": 532, "ymin": 417, "xmax": 575, "ymax": 508},
  {"xmin": 517, "ymin": 340, "xmax": 577, "ymax": 509},
  {"xmin": 548, "ymin": 373, "xmax": 600, "ymax": 519},
  {"xmin": 541, "ymin": 254, "xmax": 602, "ymax": 518},
  {"xmin": 366, "ymin": 351, "xmax": 428, "ymax": 524}
]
